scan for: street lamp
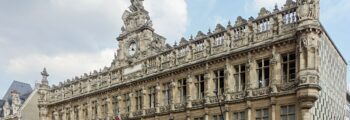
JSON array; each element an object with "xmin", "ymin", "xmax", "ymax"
[{"xmin": 214, "ymin": 90, "xmax": 224, "ymax": 120}]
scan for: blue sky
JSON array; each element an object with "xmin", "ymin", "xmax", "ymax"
[{"xmin": 0, "ymin": 0, "xmax": 349, "ymax": 97}]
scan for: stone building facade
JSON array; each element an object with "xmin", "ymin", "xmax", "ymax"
[{"xmin": 37, "ymin": 0, "xmax": 347, "ymax": 120}]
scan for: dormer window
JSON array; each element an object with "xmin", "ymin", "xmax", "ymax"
[
  {"xmin": 213, "ymin": 34, "xmax": 224, "ymax": 46},
  {"xmin": 178, "ymin": 47, "xmax": 187, "ymax": 57},
  {"xmin": 195, "ymin": 41, "xmax": 204, "ymax": 52}
]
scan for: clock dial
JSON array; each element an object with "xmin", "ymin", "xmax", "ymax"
[{"xmin": 128, "ymin": 42, "xmax": 137, "ymax": 56}]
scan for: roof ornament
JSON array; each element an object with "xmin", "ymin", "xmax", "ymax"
[
  {"xmin": 129, "ymin": 0, "xmax": 145, "ymax": 12},
  {"xmin": 41, "ymin": 68, "xmax": 49, "ymax": 85}
]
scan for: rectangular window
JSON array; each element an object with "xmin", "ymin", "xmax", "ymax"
[
  {"xmin": 135, "ymin": 90, "xmax": 143, "ymax": 110},
  {"xmin": 234, "ymin": 111, "xmax": 245, "ymax": 120},
  {"xmin": 281, "ymin": 105, "xmax": 295, "ymax": 120},
  {"xmin": 257, "ymin": 59, "xmax": 270, "ymax": 88},
  {"xmin": 213, "ymin": 115, "xmax": 224, "ymax": 120},
  {"xmin": 195, "ymin": 74, "xmax": 205, "ymax": 99},
  {"xmin": 234, "ymin": 64, "xmax": 246, "ymax": 91},
  {"xmin": 124, "ymin": 93, "xmax": 130, "ymax": 113},
  {"xmin": 256, "ymin": 108, "xmax": 269, "ymax": 120},
  {"xmin": 112, "ymin": 96, "xmax": 119, "ymax": 114},
  {"xmin": 195, "ymin": 41, "xmax": 204, "ymax": 52},
  {"xmin": 149, "ymin": 86, "xmax": 156, "ymax": 108},
  {"xmin": 178, "ymin": 78, "xmax": 187, "ymax": 103},
  {"xmin": 163, "ymin": 83, "xmax": 172, "ymax": 105},
  {"xmin": 214, "ymin": 69, "xmax": 225, "ymax": 95},
  {"xmin": 282, "ymin": 53, "xmax": 296, "ymax": 82}
]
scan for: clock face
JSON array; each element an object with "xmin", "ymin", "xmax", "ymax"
[{"xmin": 128, "ymin": 42, "xmax": 137, "ymax": 56}]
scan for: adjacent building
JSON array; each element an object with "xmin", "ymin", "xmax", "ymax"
[
  {"xmin": 0, "ymin": 81, "xmax": 40, "ymax": 120},
  {"xmin": 37, "ymin": 0, "xmax": 347, "ymax": 120}
]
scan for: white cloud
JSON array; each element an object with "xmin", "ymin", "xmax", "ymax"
[
  {"xmin": 144, "ymin": 0, "xmax": 188, "ymax": 42},
  {"xmin": 5, "ymin": 48, "xmax": 115, "ymax": 85},
  {"xmin": 0, "ymin": 0, "xmax": 189, "ymax": 90},
  {"xmin": 251, "ymin": 0, "xmax": 286, "ymax": 11}
]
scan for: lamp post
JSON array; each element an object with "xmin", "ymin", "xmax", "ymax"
[{"xmin": 214, "ymin": 90, "xmax": 224, "ymax": 120}]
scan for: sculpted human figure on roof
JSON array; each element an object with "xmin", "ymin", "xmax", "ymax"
[{"xmin": 129, "ymin": 0, "xmax": 145, "ymax": 12}]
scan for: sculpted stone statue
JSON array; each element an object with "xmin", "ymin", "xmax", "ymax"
[{"xmin": 129, "ymin": 0, "xmax": 145, "ymax": 12}]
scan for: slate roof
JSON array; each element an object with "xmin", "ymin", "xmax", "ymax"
[
  {"xmin": 2, "ymin": 80, "xmax": 33, "ymax": 100},
  {"xmin": 0, "ymin": 99, "xmax": 3, "ymax": 117}
]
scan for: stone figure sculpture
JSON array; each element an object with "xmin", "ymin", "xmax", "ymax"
[{"xmin": 129, "ymin": 0, "xmax": 145, "ymax": 12}]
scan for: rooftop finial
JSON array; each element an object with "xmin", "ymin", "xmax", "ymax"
[
  {"xmin": 40, "ymin": 68, "xmax": 49, "ymax": 86},
  {"xmin": 41, "ymin": 68, "xmax": 49, "ymax": 78}
]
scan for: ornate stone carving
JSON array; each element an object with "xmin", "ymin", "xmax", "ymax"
[
  {"xmin": 234, "ymin": 16, "xmax": 247, "ymax": 27},
  {"xmin": 297, "ymin": 0, "xmax": 320, "ymax": 21},
  {"xmin": 257, "ymin": 8, "xmax": 271, "ymax": 19}
]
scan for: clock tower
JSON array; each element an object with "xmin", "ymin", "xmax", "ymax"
[{"xmin": 114, "ymin": 0, "xmax": 166, "ymax": 66}]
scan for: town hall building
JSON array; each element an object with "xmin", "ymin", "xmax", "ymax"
[{"xmin": 37, "ymin": 0, "xmax": 348, "ymax": 120}]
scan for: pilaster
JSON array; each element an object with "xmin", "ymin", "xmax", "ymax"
[{"xmin": 186, "ymin": 74, "xmax": 194, "ymax": 108}]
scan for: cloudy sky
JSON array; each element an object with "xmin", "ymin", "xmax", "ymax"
[{"xmin": 0, "ymin": 0, "xmax": 349, "ymax": 97}]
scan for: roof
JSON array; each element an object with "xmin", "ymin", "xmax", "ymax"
[
  {"xmin": 2, "ymin": 80, "xmax": 33, "ymax": 100},
  {"xmin": 0, "ymin": 99, "xmax": 3, "ymax": 117}
]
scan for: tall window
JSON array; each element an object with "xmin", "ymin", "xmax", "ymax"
[
  {"xmin": 234, "ymin": 64, "xmax": 246, "ymax": 91},
  {"xmin": 195, "ymin": 74, "xmax": 205, "ymax": 99},
  {"xmin": 257, "ymin": 59, "xmax": 270, "ymax": 88},
  {"xmin": 282, "ymin": 53, "xmax": 296, "ymax": 82},
  {"xmin": 135, "ymin": 90, "xmax": 143, "ymax": 110},
  {"xmin": 112, "ymin": 96, "xmax": 119, "ymax": 114},
  {"xmin": 213, "ymin": 115, "xmax": 224, "ymax": 120},
  {"xmin": 256, "ymin": 108, "xmax": 269, "ymax": 120},
  {"xmin": 163, "ymin": 83, "xmax": 172, "ymax": 105},
  {"xmin": 234, "ymin": 111, "xmax": 245, "ymax": 120},
  {"xmin": 149, "ymin": 86, "xmax": 156, "ymax": 108},
  {"xmin": 281, "ymin": 105, "xmax": 295, "ymax": 120},
  {"xmin": 178, "ymin": 78, "xmax": 187, "ymax": 103},
  {"xmin": 214, "ymin": 69, "xmax": 225, "ymax": 95},
  {"xmin": 124, "ymin": 93, "xmax": 130, "ymax": 113}
]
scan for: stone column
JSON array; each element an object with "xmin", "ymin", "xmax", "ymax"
[
  {"xmin": 246, "ymin": 101, "xmax": 252, "ymax": 120},
  {"xmin": 225, "ymin": 59, "xmax": 234, "ymax": 100},
  {"xmin": 270, "ymin": 46, "xmax": 281, "ymax": 93},
  {"xmin": 186, "ymin": 74, "xmax": 194, "ymax": 108},
  {"xmin": 155, "ymin": 84, "xmax": 161, "ymax": 113},
  {"xmin": 270, "ymin": 97, "xmax": 276, "ymax": 120},
  {"xmin": 97, "ymin": 99, "xmax": 102, "ymax": 120},
  {"xmin": 142, "ymin": 88, "xmax": 147, "ymax": 115},
  {"xmin": 170, "ymin": 81, "xmax": 177, "ymax": 110},
  {"xmin": 62, "ymin": 108, "xmax": 66, "ymax": 120},
  {"xmin": 205, "ymin": 67, "xmax": 214, "ymax": 104},
  {"xmin": 107, "ymin": 97, "xmax": 114, "ymax": 120},
  {"xmin": 87, "ymin": 101, "xmax": 92, "ymax": 120},
  {"xmin": 78, "ymin": 106, "xmax": 84, "ymax": 120},
  {"xmin": 129, "ymin": 93, "xmax": 135, "ymax": 117},
  {"xmin": 70, "ymin": 107, "xmax": 74, "ymax": 120},
  {"xmin": 247, "ymin": 52, "xmax": 258, "ymax": 91}
]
